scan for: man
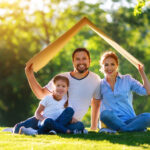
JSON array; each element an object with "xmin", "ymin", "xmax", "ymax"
[{"xmin": 15, "ymin": 48, "xmax": 101, "ymax": 134}]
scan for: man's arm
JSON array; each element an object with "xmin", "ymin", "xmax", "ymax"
[
  {"xmin": 90, "ymin": 98, "xmax": 101, "ymax": 130},
  {"xmin": 25, "ymin": 64, "xmax": 50, "ymax": 100}
]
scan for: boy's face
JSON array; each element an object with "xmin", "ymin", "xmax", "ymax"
[
  {"xmin": 73, "ymin": 51, "xmax": 90, "ymax": 73},
  {"xmin": 54, "ymin": 80, "xmax": 68, "ymax": 99}
]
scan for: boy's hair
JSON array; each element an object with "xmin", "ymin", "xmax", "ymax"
[
  {"xmin": 53, "ymin": 75, "xmax": 69, "ymax": 108},
  {"xmin": 72, "ymin": 48, "xmax": 90, "ymax": 60}
]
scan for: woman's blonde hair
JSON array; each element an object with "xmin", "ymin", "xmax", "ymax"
[{"xmin": 99, "ymin": 51, "xmax": 119, "ymax": 73}]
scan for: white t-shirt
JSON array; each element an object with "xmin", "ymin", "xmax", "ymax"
[
  {"xmin": 45, "ymin": 71, "xmax": 101, "ymax": 121},
  {"xmin": 40, "ymin": 94, "xmax": 66, "ymax": 120}
]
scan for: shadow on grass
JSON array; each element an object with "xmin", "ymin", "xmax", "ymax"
[{"xmin": 58, "ymin": 130, "xmax": 150, "ymax": 148}]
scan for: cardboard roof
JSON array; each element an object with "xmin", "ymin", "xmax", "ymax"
[{"xmin": 26, "ymin": 17, "xmax": 142, "ymax": 72}]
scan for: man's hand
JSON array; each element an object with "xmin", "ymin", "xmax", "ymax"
[
  {"xmin": 25, "ymin": 63, "xmax": 34, "ymax": 75},
  {"xmin": 70, "ymin": 117, "xmax": 78, "ymax": 124}
]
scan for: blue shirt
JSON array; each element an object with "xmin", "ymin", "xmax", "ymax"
[{"xmin": 100, "ymin": 74, "xmax": 147, "ymax": 122}]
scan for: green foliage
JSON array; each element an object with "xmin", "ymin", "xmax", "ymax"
[{"xmin": 134, "ymin": 0, "xmax": 150, "ymax": 15}]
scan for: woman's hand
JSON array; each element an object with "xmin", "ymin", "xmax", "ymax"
[{"xmin": 138, "ymin": 64, "xmax": 144, "ymax": 74}]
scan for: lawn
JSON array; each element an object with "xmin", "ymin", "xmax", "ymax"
[{"xmin": 0, "ymin": 127, "xmax": 150, "ymax": 150}]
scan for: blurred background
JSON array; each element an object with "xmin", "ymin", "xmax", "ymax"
[{"xmin": 0, "ymin": 0, "xmax": 150, "ymax": 127}]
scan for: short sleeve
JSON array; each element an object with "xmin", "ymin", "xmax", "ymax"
[
  {"xmin": 128, "ymin": 75, "xmax": 147, "ymax": 96},
  {"xmin": 44, "ymin": 79, "xmax": 54, "ymax": 92},
  {"xmin": 40, "ymin": 95, "xmax": 50, "ymax": 107},
  {"xmin": 93, "ymin": 76, "xmax": 101, "ymax": 100}
]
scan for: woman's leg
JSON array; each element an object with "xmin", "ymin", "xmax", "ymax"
[
  {"xmin": 13, "ymin": 116, "xmax": 39, "ymax": 133},
  {"xmin": 100, "ymin": 110, "xmax": 126, "ymax": 130},
  {"xmin": 120, "ymin": 113, "xmax": 150, "ymax": 132}
]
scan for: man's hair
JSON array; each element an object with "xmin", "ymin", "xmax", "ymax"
[{"xmin": 72, "ymin": 48, "xmax": 90, "ymax": 60}]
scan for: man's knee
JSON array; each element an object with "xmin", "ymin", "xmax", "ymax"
[{"xmin": 100, "ymin": 110, "xmax": 113, "ymax": 121}]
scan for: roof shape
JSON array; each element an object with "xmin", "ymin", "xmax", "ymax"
[{"xmin": 26, "ymin": 17, "xmax": 142, "ymax": 72}]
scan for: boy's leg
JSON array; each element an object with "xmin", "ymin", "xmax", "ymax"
[
  {"xmin": 100, "ymin": 110, "xmax": 126, "ymax": 130},
  {"xmin": 13, "ymin": 116, "xmax": 39, "ymax": 133},
  {"xmin": 120, "ymin": 113, "xmax": 150, "ymax": 132},
  {"xmin": 38, "ymin": 118, "xmax": 68, "ymax": 134},
  {"xmin": 55, "ymin": 107, "xmax": 74, "ymax": 126}
]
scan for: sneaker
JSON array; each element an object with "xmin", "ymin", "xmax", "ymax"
[
  {"xmin": 99, "ymin": 128, "xmax": 117, "ymax": 134},
  {"xmin": 19, "ymin": 126, "xmax": 37, "ymax": 135},
  {"xmin": 49, "ymin": 130, "xmax": 57, "ymax": 135},
  {"xmin": 2, "ymin": 128, "xmax": 13, "ymax": 133},
  {"xmin": 82, "ymin": 129, "xmax": 88, "ymax": 134},
  {"xmin": 73, "ymin": 129, "xmax": 82, "ymax": 134}
]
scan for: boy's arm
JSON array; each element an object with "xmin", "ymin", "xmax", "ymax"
[
  {"xmin": 90, "ymin": 98, "xmax": 101, "ymax": 130},
  {"xmin": 25, "ymin": 64, "xmax": 50, "ymax": 100},
  {"xmin": 35, "ymin": 104, "xmax": 46, "ymax": 121}
]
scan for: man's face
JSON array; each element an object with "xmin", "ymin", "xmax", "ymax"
[{"xmin": 73, "ymin": 51, "xmax": 90, "ymax": 73}]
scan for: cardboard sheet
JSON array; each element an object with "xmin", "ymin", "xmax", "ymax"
[{"xmin": 26, "ymin": 17, "xmax": 143, "ymax": 72}]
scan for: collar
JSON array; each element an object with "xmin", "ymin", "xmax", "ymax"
[
  {"xmin": 104, "ymin": 72, "xmax": 122, "ymax": 81},
  {"xmin": 70, "ymin": 71, "xmax": 90, "ymax": 80}
]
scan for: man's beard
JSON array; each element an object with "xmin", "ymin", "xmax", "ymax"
[{"xmin": 76, "ymin": 64, "xmax": 89, "ymax": 73}]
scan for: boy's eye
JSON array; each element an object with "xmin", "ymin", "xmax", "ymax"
[
  {"xmin": 104, "ymin": 63, "xmax": 108, "ymax": 66},
  {"xmin": 111, "ymin": 63, "xmax": 115, "ymax": 66}
]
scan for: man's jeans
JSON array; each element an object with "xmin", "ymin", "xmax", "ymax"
[
  {"xmin": 100, "ymin": 110, "xmax": 150, "ymax": 131},
  {"xmin": 13, "ymin": 107, "xmax": 84, "ymax": 134}
]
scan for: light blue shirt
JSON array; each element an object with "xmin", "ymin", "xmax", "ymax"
[{"xmin": 100, "ymin": 74, "xmax": 147, "ymax": 122}]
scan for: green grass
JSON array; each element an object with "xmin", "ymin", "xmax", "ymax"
[{"xmin": 0, "ymin": 127, "xmax": 150, "ymax": 150}]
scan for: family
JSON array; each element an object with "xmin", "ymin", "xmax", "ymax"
[{"xmin": 13, "ymin": 48, "xmax": 150, "ymax": 135}]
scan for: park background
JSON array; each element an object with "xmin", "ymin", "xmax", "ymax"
[{"xmin": 0, "ymin": 0, "xmax": 150, "ymax": 128}]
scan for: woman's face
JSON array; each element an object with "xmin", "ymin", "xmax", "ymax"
[{"xmin": 102, "ymin": 57, "xmax": 118, "ymax": 78}]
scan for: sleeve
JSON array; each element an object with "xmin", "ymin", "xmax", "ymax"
[
  {"xmin": 93, "ymin": 75, "xmax": 101, "ymax": 100},
  {"xmin": 128, "ymin": 75, "xmax": 147, "ymax": 96},
  {"xmin": 44, "ymin": 79, "xmax": 54, "ymax": 93},
  {"xmin": 40, "ymin": 95, "xmax": 49, "ymax": 107}
]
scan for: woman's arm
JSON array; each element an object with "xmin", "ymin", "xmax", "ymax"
[
  {"xmin": 35, "ymin": 104, "xmax": 46, "ymax": 121},
  {"xmin": 25, "ymin": 64, "xmax": 50, "ymax": 100},
  {"xmin": 138, "ymin": 64, "xmax": 150, "ymax": 95}
]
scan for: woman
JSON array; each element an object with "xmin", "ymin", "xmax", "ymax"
[{"xmin": 99, "ymin": 51, "xmax": 150, "ymax": 132}]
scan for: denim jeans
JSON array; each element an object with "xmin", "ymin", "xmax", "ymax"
[
  {"xmin": 100, "ymin": 110, "xmax": 150, "ymax": 132},
  {"xmin": 13, "ymin": 116, "xmax": 39, "ymax": 133},
  {"xmin": 14, "ymin": 107, "xmax": 84, "ymax": 134}
]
